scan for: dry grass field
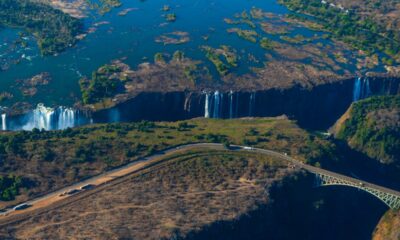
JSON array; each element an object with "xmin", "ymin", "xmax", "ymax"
[{"xmin": 0, "ymin": 150, "xmax": 296, "ymax": 239}]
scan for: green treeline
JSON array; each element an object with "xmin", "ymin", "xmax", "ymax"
[
  {"xmin": 279, "ymin": 0, "xmax": 400, "ymax": 61},
  {"xmin": 0, "ymin": 0, "xmax": 83, "ymax": 55},
  {"xmin": 79, "ymin": 65, "xmax": 124, "ymax": 104},
  {"xmin": 337, "ymin": 95, "xmax": 400, "ymax": 164}
]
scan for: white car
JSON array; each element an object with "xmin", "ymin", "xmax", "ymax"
[{"xmin": 13, "ymin": 203, "xmax": 30, "ymax": 211}]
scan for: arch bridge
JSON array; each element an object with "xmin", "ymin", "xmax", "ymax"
[
  {"xmin": 250, "ymin": 146, "xmax": 400, "ymax": 210},
  {"xmin": 314, "ymin": 172, "xmax": 400, "ymax": 210}
]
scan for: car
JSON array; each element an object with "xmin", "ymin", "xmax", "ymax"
[
  {"xmin": 80, "ymin": 184, "xmax": 95, "ymax": 190},
  {"xmin": 66, "ymin": 189, "xmax": 81, "ymax": 195},
  {"xmin": 13, "ymin": 203, "xmax": 30, "ymax": 211},
  {"xmin": 243, "ymin": 146, "xmax": 253, "ymax": 150}
]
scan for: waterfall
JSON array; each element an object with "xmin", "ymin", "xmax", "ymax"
[
  {"xmin": 353, "ymin": 77, "xmax": 362, "ymax": 102},
  {"xmin": 249, "ymin": 92, "xmax": 255, "ymax": 116},
  {"xmin": 57, "ymin": 107, "xmax": 76, "ymax": 129},
  {"xmin": 13, "ymin": 103, "xmax": 88, "ymax": 131},
  {"xmin": 1, "ymin": 113, "xmax": 6, "ymax": 131},
  {"xmin": 229, "ymin": 91, "xmax": 233, "ymax": 119},
  {"xmin": 213, "ymin": 91, "xmax": 220, "ymax": 118},
  {"xmin": 363, "ymin": 78, "xmax": 371, "ymax": 98},
  {"xmin": 22, "ymin": 104, "xmax": 56, "ymax": 130},
  {"xmin": 353, "ymin": 77, "xmax": 373, "ymax": 102},
  {"xmin": 220, "ymin": 92, "xmax": 224, "ymax": 118},
  {"xmin": 204, "ymin": 92, "xmax": 210, "ymax": 118}
]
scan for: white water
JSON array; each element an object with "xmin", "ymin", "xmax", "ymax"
[
  {"xmin": 204, "ymin": 92, "xmax": 210, "ymax": 118},
  {"xmin": 23, "ymin": 104, "xmax": 56, "ymax": 130},
  {"xmin": 363, "ymin": 78, "xmax": 371, "ymax": 98},
  {"xmin": 353, "ymin": 77, "xmax": 362, "ymax": 101},
  {"xmin": 3, "ymin": 103, "xmax": 87, "ymax": 131},
  {"xmin": 1, "ymin": 113, "xmax": 6, "ymax": 131},
  {"xmin": 229, "ymin": 90, "xmax": 233, "ymax": 119},
  {"xmin": 57, "ymin": 107, "xmax": 76, "ymax": 129},
  {"xmin": 221, "ymin": 92, "xmax": 224, "ymax": 118},
  {"xmin": 213, "ymin": 91, "xmax": 220, "ymax": 118},
  {"xmin": 353, "ymin": 77, "xmax": 372, "ymax": 102}
]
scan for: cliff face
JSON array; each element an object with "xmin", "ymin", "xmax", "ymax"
[
  {"xmin": 373, "ymin": 210, "xmax": 400, "ymax": 240},
  {"xmin": 1, "ymin": 76, "xmax": 399, "ymax": 131},
  {"xmin": 92, "ymin": 77, "xmax": 400, "ymax": 130},
  {"xmin": 184, "ymin": 173, "xmax": 387, "ymax": 240}
]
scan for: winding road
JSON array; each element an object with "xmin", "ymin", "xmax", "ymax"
[{"xmin": 1, "ymin": 143, "xmax": 399, "ymax": 222}]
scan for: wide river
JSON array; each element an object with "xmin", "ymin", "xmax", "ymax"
[{"xmin": 0, "ymin": 0, "xmax": 353, "ymax": 108}]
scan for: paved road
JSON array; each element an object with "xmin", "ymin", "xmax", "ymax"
[{"xmin": 1, "ymin": 143, "xmax": 399, "ymax": 219}]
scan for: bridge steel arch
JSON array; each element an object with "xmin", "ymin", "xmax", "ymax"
[{"xmin": 314, "ymin": 173, "xmax": 400, "ymax": 210}]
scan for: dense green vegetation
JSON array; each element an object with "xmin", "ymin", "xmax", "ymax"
[
  {"xmin": 79, "ymin": 64, "xmax": 124, "ymax": 104},
  {"xmin": 203, "ymin": 47, "xmax": 229, "ymax": 76},
  {"xmin": 279, "ymin": 0, "xmax": 400, "ymax": 61},
  {"xmin": 0, "ymin": 0, "xmax": 82, "ymax": 55},
  {"xmin": 230, "ymin": 28, "xmax": 258, "ymax": 43},
  {"xmin": 337, "ymin": 95, "xmax": 400, "ymax": 165},
  {"xmin": 260, "ymin": 37, "xmax": 277, "ymax": 50},
  {"xmin": 0, "ymin": 118, "xmax": 338, "ymax": 203},
  {"xmin": 154, "ymin": 52, "xmax": 165, "ymax": 63},
  {"xmin": 0, "ymin": 175, "xmax": 24, "ymax": 201},
  {"xmin": 202, "ymin": 46, "xmax": 238, "ymax": 75},
  {"xmin": 86, "ymin": 0, "xmax": 122, "ymax": 15},
  {"xmin": 166, "ymin": 13, "xmax": 176, "ymax": 22}
]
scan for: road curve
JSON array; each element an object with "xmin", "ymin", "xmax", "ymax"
[{"xmin": 1, "ymin": 143, "xmax": 399, "ymax": 220}]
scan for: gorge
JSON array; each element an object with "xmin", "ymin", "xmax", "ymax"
[{"xmin": 1, "ymin": 76, "xmax": 399, "ymax": 131}]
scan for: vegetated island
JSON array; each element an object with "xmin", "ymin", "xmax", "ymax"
[{"xmin": 0, "ymin": 0, "xmax": 83, "ymax": 55}]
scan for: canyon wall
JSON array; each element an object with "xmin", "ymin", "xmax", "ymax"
[{"xmin": 1, "ymin": 76, "xmax": 399, "ymax": 131}]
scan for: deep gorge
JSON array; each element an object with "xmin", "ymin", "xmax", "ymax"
[{"xmin": 1, "ymin": 76, "xmax": 399, "ymax": 131}]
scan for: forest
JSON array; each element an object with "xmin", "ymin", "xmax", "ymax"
[
  {"xmin": 337, "ymin": 95, "xmax": 400, "ymax": 165},
  {"xmin": 0, "ymin": 0, "xmax": 83, "ymax": 55},
  {"xmin": 279, "ymin": 0, "xmax": 400, "ymax": 61}
]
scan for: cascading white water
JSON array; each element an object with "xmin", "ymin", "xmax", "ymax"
[
  {"xmin": 353, "ymin": 77, "xmax": 373, "ymax": 102},
  {"xmin": 353, "ymin": 77, "xmax": 362, "ymax": 102},
  {"xmin": 22, "ymin": 104, "xmax": 56, "ymax": 130},
  {"xmin": 220, "ymin": 92, "xmax": 224, "ymax": 118},
  {"xmin": 1, "ymin": 104, "xmax": 87, "ymax": 131},
  {"xmin": 1, "ymin": 113, "xmax": 6, "ymax": 131},
  {"xmin": 204, "ymin": 92, "xmax": 210, "ymax": 118},
  {"xmin": 57, "ymin": 107, "xmax": 76, "ymax": 129},
  {"xmin": 229, "ymin": 91, "xmax": 233, "ymax": 119},
  {"xmin": 363, "ymin": 78, "xmax": 371, "ymax": 98},
  {"xmin": 213, "ymin": 91, "xmax": 220, "ymax": 118}
]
